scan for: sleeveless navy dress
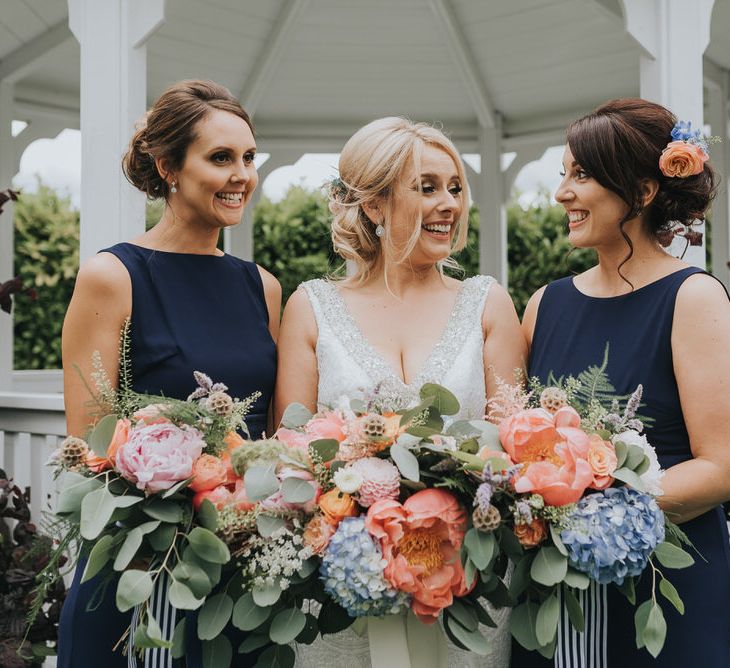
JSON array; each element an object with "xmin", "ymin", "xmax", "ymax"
[
  {"xmin": 512, "ymin": 266, "xmax": 730, "ymax": 667},
  {"xmin": 58, "ymin": 243, "xmax": 276, "ymax": 667}
]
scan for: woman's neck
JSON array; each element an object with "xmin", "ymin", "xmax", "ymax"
[
  {"xmin": 362, "ymin": 259, "xmax": 445, "ymax": 297},
  {"xmin": 136, "ymin": 207, "xmax": 222, "ymax": 255}
]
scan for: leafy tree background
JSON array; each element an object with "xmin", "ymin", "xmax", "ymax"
[{"xmin": 11, "ymin": 183, "xmax": 593, "ymax": 369}]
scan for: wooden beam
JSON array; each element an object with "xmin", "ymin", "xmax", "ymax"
[
  {"xmin": 0, "ymin": 20, "xmax": 72, "ymax": 83},
  {"xmin": 428, "ymin": 0, "xmax": 496, "ymax": 128},
  {"xmin": 239, "ymin": 0, "xmax": 310, "ymax": 115}
]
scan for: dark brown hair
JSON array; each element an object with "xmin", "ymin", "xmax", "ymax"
[
  {"xmin": 122, "ymin": 80, "xmax": 254, "ymax": 199},
  {"xmin": 567, "ymin": 98, "xmax": 717, "ymax": 274}
]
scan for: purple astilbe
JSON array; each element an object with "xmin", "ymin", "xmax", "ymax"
[
  {"xmin": 187, "ymin": 370, "xmax": 228, "ymax": 401},
  {"xmin": 475, "ymin": 482, "xmax": 493, "ymax": 511},
  {"xmin": 513, "ymin": 500, "xmax": 533, "ymax": 525}
]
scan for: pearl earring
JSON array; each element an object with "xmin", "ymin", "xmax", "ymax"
[{"xmin": 170, "ymin": 180, "xmax": 177, "ymax": 194}]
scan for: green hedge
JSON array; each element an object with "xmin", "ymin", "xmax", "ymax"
[{"xmin": 9, "ymin": 183, "xmax": 593, "ymax": 369}]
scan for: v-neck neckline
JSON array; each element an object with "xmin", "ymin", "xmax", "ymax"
[{"xmin": 325, "ymin": 278, "xmax": 474, "ymax": 388}]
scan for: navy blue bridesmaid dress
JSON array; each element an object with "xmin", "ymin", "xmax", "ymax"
[
  {"xmin": 58, "ymin": 243, "xmax": 276, "ymax": 668},
  {"xmin": 512, "ymin": 266, "xmax": 730, "ymax": 668}
]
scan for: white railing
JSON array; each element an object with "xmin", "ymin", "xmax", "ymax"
[{"xmin": 0, "ymin": 390, "xmax": 66, "ymax": 522}]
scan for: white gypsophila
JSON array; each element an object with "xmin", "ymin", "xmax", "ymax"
[
  {"xmin": 242, "ymin": 527, "xmax": 313, "ymax": 590},
  {"xmin": 333, "ymin": 467, "xmax": 363, "ymax": 494},
  {"xmin": 612, "ymin": 430, "xmax": 665, "ymax": 496}
]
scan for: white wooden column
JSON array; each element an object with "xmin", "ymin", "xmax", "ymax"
[
  {"xmin": 68, "ymin": 0, "xmax": 165, "ymax": 261},
  {"xmin": 623, "ymin": 0, "xmax": 715, "ymax": 268},
  {"xmin": 705, "ymin": 62, "xmax": 730, "ymax": 287},
  {"xmin": 477, "ymin": 120, "xmax": 507, "ymax": 286},
  {"xmin": 0, "ymin": 81, "xmax": 14, "ymax": 390},
  {"xmin": 226, "ymin": 150, "xmax": 303, "ymax": 260}
]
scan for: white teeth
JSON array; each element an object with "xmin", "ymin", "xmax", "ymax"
[
  {"xmin": 423, "ymin": 224, "xmax": 451, "ymax": 233},
  {"xmin": 568, "ymin": 211, "xmax": 588, "ymax": 222},
  {"xmin": 216, "ymin": 192, "xmax": 243, "ymax": 202}
]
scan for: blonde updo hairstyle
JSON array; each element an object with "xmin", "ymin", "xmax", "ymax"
[
  {"xmin": 330, "ymin": 117, "xmax": 470, "ymax": 285},
  {"xmin": 123, "ymin": 79, "xmax": 253, "ymax": 199}
]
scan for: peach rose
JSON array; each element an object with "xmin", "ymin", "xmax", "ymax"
[
  {"xmin": 189, "ymin": 454, "xmax": 228, "ymax": 493},
  {"xmin": 303, "ymin": 515, "xmax": 336, "ymax": 555},
  {"xmin": 319, "ymin": 488, "xmax": 358, "ymax": 526},
  {"xmin": 107, "ymin": 418, "xmax": 131, "ymax": 465},
  {"xmin": 587, "ymin": 434, "xmax": 617, "ymax": 490},
  {"xmin": 230, "ymin": 479, "xmax": 255, "ymax": 511},
  {"xmin": 221, "ymin": 432, "xmax": 245, "ymax": 484},
  {"xmin": 84, "ymin": 452, "xmax": 112, "ymax": 473},
  {"xmin": 366, "ymin": 488, "xmax": 469, "ymax": 624},
  {"xmin": 514, "ymin": 518, "xmax": 548, "ymax": 548},
  {"xmin": 306, "ymin": 411, "xmax": 347, "ymax": 442},
  {"xmin": 193, "ymin": 484, "xmax": 232, "ymax": 511},
  {"xmin": 659, "ymin": 141, "xmax": 708, "ymax": 178}
]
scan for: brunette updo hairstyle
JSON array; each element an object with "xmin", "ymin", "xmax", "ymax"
[
  {"xmin": 567, "ymin": 98, "xmax": 716, "ymax": 258},
  {"xmin": 123, "ymin": 80, "xmax": 254, "ymax": 199}
]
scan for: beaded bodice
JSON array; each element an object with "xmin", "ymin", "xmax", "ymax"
[{"xmin": 301, "ymin": 275, "xmax": 495, "ymax": 420}]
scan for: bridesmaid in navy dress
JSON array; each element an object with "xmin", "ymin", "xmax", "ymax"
[
  {"xmin": 515, "ymin": 99, "xmax": 730, "ymax": 667},
  {"xmin": 58, "ymin": 81, "xmax": 279, "ymax": 667}
]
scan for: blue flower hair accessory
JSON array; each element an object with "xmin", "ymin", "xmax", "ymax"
[{"xmin": 670, "ymin": 120, "xmax": 708, "ymax": 152}]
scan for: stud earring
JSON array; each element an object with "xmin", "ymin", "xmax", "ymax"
[
  {"xmin": 170, "ymin": 180, "xmax": 177, "ymax": 194},
  {"xmin": 375, "ymin": 223, "xmax": 385, "ymax": 238}
]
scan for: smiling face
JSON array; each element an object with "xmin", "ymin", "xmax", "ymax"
[
  {"xmin": 555, "ymin": 145, "xmax": 630, "ymax": 250},
  {"xmin": 167, "ymin": 109, "xmax": 258, "ymax": 230},
  {"xmin": 387, "ymin": 144, "xmax": 464, "ymax": 266}
]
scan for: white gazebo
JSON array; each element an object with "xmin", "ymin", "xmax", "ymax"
[{"xmin": 1, "ymin": 0, "xmax": 729, "ymax": 513}]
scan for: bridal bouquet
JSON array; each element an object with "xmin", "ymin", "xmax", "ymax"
[
  {"xmin": 210, "ymin": 384, "xmax": 512, "ymax": 666},
  {"xmin": 482, "ymin": 351, "xmax": 693, "ymax": 659},
  {"xmin": 44, "ymin": 361, "xmax": 260, "ymax": 658}
]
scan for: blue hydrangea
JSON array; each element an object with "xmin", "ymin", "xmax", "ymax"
[
  {"xmin": 671, "ymin": 120, "xmax": 701, "ymax": 143},
  {"xmin": 320, "ymin": 517, "xmax": 410, "ymax": 617},
  {"xmin": 560, "ymin": 487, "xmax": 665, "ymax": 586}
]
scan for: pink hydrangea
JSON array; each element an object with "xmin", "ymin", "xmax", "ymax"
[
  {"xmin": 115, "ymin": 422, "xmax": 206, "ymax": 494},
  {"xmin": 349, "ymin": 457, "xmax": 401, "ymax": 507}
]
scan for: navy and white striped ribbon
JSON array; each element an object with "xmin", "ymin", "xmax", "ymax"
[
  {"xmin": 554, "ymin": 581, "xmax": 608, "ymax": 668},
  {"xmin": 128, "ymin": 571, "xmax": 178, "ymax": 668}
]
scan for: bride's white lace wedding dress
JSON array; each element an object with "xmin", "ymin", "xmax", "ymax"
[{"xmin": 293, "ymin": 275, "xmax": 511, "ymax": 668}]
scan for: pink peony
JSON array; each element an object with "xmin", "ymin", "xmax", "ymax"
[
  {"xmin": 115, "ymin": 422, "xmax": 205, "ymax": 495},
  {"xmin": 305, "ymin": 411, "xmax": 347, "ymax": 441},
  {"xmin": 349, "ymin": 457, "xmax": 401, "ymax": 507},
  {"xmin": 274, "ymin": 427, "xmax": 314, "ymax": 452}
]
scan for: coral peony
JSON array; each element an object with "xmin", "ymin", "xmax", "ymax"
[
  {"xmin": 189, "ymin": 454, "xmax": 228, "ymax": 493},
  {"xmin": 349, "ymin": 457, "xmax": 401, "ymax": 507},
  {"xmin": 274, "ymin": 427, "xmax": 313, "ymax": 452},
  {"xmin": 305, "ymin": 411, "xmax": 347, "ymax": 442},
  {"xmin": 366, "ymin": 488, "xmax": 469, "ymax": 623},
  {"xmin": 587, "ymin": 434, "xmax": 617, "ymax": 490},
  {"xmin": 319, "ymin": 488, "xmax": 359, "ymax": 526},
  {"xmin": 659, "ymin": 141, "xmax": 708, "ymax": 178},
  {"xmin": 115, "ymin": 422, "xmax": 205, "ymax": 494}
]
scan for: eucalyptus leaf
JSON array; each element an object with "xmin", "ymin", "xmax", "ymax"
[
  {"xmin": 143, "ymin": 499, "xmax": 184, "ymax": 523},
  {"xmin": 81, "ymin": 534, "xmax": 115, "ymax": 583},
  {"xmin": 198, "ymin": 593, "xmax": 234, "ymax": 640},
  {"xmin": 232, "ymin": 592, "xmax": 272, "ymax": 631},
  {"xmin": 172, "ymin": 560, "xmax": 213, "ymax": 599},
  {"xmin": 202, "ymin": 636, "xmax": 232, "ymax": 668},
  {"xmin": 257, "ymin": 513, "xmax": 286, "ymax": 538},
  {"xmin": 612, "ymin": 467, "xmax": 645, "ymax": 491},
  {"xmin": 614, "ymin": 439, "xmax": 628, "ymax": 468},
  {"xmin": 88, "ymin": 413, "xmax": 119, "ymax": 457},
  {"xmin": 643, "ymin": 603, "xmax": 667, "ymax": 658},
  {"xmin": 182, "ymin": 546, "xmax": 222, "ymax": 588},
  {"xmin": 239, "ymin": 634, "xmax": 270, "ymax": 654},
  {"xmin": 171, "ymin": 618, "xmax": 186, "ymax": 659},
  {"xmin": 508, "ymin": 553, "xmax": 533, "ymax": 599},
  {"xmin": 420, "ymin": 383, "xmax": 460, "ymax": 415},
  {"xmin": 390, "ymin": 443, "xmax": 420, "ymax": 481},
  {"xmin": 80, "ymin": 486, "xmax": 116, "ymax": 540},
  {"xmin": 510, "ymin": 601, "xmax": 540, "ymax": 651},
  {"xmin": 447, "ymin": 599, "xmax": 478, "ymax": 632},
  {"xmin": 168, "ymin": 580, "xmax": 204, "ymax": 610},
  {"xmin": 564, "ymin": 568, "xmax": 590, "ymax": 590},
  {"xmin": 269, "ymin": 607, "xmax": 307, "ymax": 644},
  {"xmin": 395, "ymin": 433, "xmax": 422, "ymax": 449},
  {"xmin": 468, "ymin": 420, "xmax": 502, "ymax": 451},
  {"xmin": 444, "ymin": 615, "xmax": 489, "ymax": 655},
  {"xmin": 531, "ymin": 547, "xmax": 568, "ymax": 587},
  {"xmin": 112, "ymin": 494, "xmax": 144, "ymax": 509},
  {"xmin": 625, "ymin": 443, "xmax": 647, "ymax": 470},
  {"xmin": 116, "ymin": 570, "xmax": 153, "ymax": 612},
  {"xmin": 252, "ymin": 582, "xmax": 282, "ymax": 607},
  {"xmin": 535, "ymin": 593, "xmax": 560, "ymax": 646},
  {"xmin": 658, "ymin": 578, "xmax": 684, "ymax": 614},
  {"xmin": 398, "ymin": 399, "xmax": 434, "ymax": 428},
  {"xmin": 187, "ymin": 527, "xmax": 230, "ymax": 564},
  {"xmin": 298, "ymin": 557, "xmax": 318, "ymax": 579},
  {"xmin": 148, "ymin": 523, "xmax": 177, "ymax": 552},
  {"xmin": 281, "ymin": 476, "xmax": 316, "ymax": 504},
  {"xmin": 464, "ymin": 557, "xmax": 477, "ymax": 589},
  {"xmin": 245, "ymin": 462, "xmax": 280, "ymax": 502},
  {"xmin": 463, "ymin": 528, "xmax": 495, "ymax": 571},
  {"xmin": 280, "ymin": 402, "xmax": 313, "ymax": 429},
  {"xmin": 309, "ymin": 438, "xmax": 339, "ymax": 462},
  {"xmin": 563, "ymin": 586, "xmax": 584, "ymax": 632},
  {"xmin": 549, "ymin": 523, "xmax": 568, "ymax": 557},
  {"xmin": 653, "ymin": 542, "xmax": 694, "ymax": 569},
  {"xmin": 162, "ymin": 477, "xmax": 192, "ymax": 499},
  {"xmin": 255, "ymin": 644, "xmax": 295, "ymax": 668},
  {"xmin": 56, "ymin": 471, "xmax": 103, "ymax": 514},
  {"xmin": 445, "ymin": 420, "xmax": 481, "ymax": 439},
  {"xmin": 114, "ymin": 527, "xmax": 144, "ymax": 571},
  {"xmin": 196, "ymin": 499, "xmax": 218, "ymax": 532},
  {"xmin": 634, "ymin": 599, "xmax": 652, "ymax": 649}
]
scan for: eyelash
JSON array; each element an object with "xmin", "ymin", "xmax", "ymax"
[
  {"xmin": 559, "ymin": 170, "xmax": 589, "ymax": 180},
  {"xmin": 211, "ymin": 152, "xmax": 256, "ymax": 165},
  {"xmin": 419, "ymin": 184, "xmax": 462, "ymax": 195}
]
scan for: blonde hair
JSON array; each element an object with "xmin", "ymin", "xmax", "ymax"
[{"xmin": 329, "ymin": 117, "xmax": 470, "ymax": 285}]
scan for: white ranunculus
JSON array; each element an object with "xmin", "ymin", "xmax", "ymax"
[
  {"xmin": 612, "ymin": 429, "xmax": 665, "ymax": 496},
  {"xmin": 333, "ymin": 467, "xmax": 364, "ymax": 494}
]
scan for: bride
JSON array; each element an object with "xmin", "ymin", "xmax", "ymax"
[{"xmin": 275, "ymin": 117, "xmax": 526, "ymax": 667}]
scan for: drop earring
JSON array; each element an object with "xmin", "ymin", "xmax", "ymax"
[
  {"xmin": 375, "ymin": 223, "xmax": 385, "ymax": 238},
  {"xmin": 170, "ymin": 180, "xmax": 177, "ymax": 194}
]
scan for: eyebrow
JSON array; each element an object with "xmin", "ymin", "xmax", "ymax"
[
  {"xmin": 419, "ymin": 172, "xmax": 460, "ymax": 180},
  {"xmin": 207, "ymin": 145, "xmax": 256, "ymax": 153}
]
